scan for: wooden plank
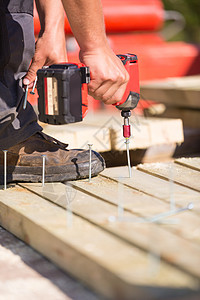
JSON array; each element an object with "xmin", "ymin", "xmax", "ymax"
[
  {"xmin": 0, "ymin": 186, "xmax": 198, "ymax": 300},
  {"xmin": 141, "ymin": 76, "xmax": 200, "ymax": 109},
  {"xmin": 138, "ymin": 162, "xmax": 200, "ymax": 192},
  {"xmin": 21, "ymin": 182, "xmax": 200, "ymax": 280},
  {"xmin": 62, "ymin": 176, "xmax": 200, "ymax": 246},
  {"xmin": 175, "ymin": 158, "xmax": 200, "ymax": 172},
  {"xmin": 140, "ymin": 118, "xmax": 183, "ymax": 146},
  {"xmin": 84, "ymin": 113, "xmax": 184, "ymax": 150},
  {"xmin": 101, "ymin": 167, "xmax": 200, "ymax": 214},
  {"xmin": 41, "ymin": 113, "xmax": 184, "ymax": 152},
  {"xmin": 145, "ymin": 106, "xmax": 200, "ymax": 129},
  {"xmin": 22, "ymin": 178, "xmax": 200, "ymax": 246},
  {"xmin": 41, "ymin": 123, "xmax": 112, "ymax": 152}
]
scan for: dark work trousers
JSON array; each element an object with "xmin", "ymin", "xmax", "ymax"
[{"xmin": 0, "ymin": 0, "xmax": 42, "ymax": 150}]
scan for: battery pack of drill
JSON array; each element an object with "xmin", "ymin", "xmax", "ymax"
[{"xmin": 37, "ymin": 63, "xmax": 90, "ymax": 124}]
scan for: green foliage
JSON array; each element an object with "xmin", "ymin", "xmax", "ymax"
[{"xmin": 162, "ymin": 0, "xmax": 200, "ymax": 43}]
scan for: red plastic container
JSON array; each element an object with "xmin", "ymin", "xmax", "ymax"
[{"xmin": 34, "ymin": 0, "xmax": 164, "ymax": 35}]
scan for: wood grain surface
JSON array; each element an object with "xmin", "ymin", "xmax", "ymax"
[
  {"xmin": 41, "ymin": 112, "xmax": 184, "ymax": 152},
  {"xmin": 1, "ymin": 158, "xmax": 200, "ymax": 299},
  {"xmin": 141, "ymin": 75, "xmax": 200, "ymax": 109}
]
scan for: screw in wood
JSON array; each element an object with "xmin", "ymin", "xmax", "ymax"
[
  {"xmin": 125, "ymin": 138, "xmax": 132, "ymax": 178},
  {"xmin": 3, "ymin": 150, "xmax": 8, "ymax": 190},
  {"xmin": 23, "ymin": 84, "xmax": 29, "ymax": 109},
  {"xmin": 42, "ymin": 155, "xmax": 46, "ymax": 187},
  {"xmin": 88, "ymin": 144, "xmax": 93, "ymax": 182},
  {"xmin": 30, "ymin": 76, "xmax": 37, "ymax": 95}
]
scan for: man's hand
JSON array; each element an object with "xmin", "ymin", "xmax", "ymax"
[
  {"xmin": 23, "ymin": 0, "xmax": 67, "ymax": 87},
  {"xmin": 80, "ymin": 46, "xmax": 129, "ymax": 105},
  {"xmin": 23, "ymin": 31, "xmax": 67, "ymax": 87},
  {"xmin": 62, "ymin": 0, "xmax": 129, "ymax": 105}
]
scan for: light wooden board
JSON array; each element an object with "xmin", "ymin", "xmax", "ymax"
[
  {"xmin": 1, "ymin": 159, "xmax": 200, "ymax": 299},
  {"xmin": 41, "ymin": 113, "xmax": 184, "ymax": 152},
  {"xmin": 175, "ymin": 157, "xmax": 200, "ymax": 172},
  {"xmin": 1, "ymin": 186, "xmax": 198, "ymax": 300},
  {"xmin": 41, "ymin": 123, "xmax": 112, "ymax": 152},
  {"xmin": 138, "ymin": 162, "xmax": 200, "ymax": 192},
  {"xmin": 101, "ymin": 167, "xmax": 200, "ymax": 214},
  {"xmin": 145, "ymin": 106, "xmax": 200, "ymax": 129},
  {"xmin": 141, "ymin": 75, "xmax": 200, "ymax": 109},
  {"xmin": 66, "ymin": 176, "xmax": 200, "ymax": 245},
  {"xmin": 23, "ymin": 183, "xmax": 200, "ymax": 270},
  {"xmin": 84, "ymin": 113, "xmax": 184, "ymax": 150}
]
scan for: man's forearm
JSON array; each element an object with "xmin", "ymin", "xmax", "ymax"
[
  {"xmin": 35, "ymin": 0, "xmax": 65, "ymax": 34},
  {"xmin": 61, "ymin": 0, "xmax": 107, "ymax": 51},
  {"xmin": 24, "ymin": 0, "xmax": 67, "ymax": 85}
]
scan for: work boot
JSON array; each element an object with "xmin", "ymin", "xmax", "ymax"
[{"xmin": 0, "ymin": 131, "xmax": 105, "ymax": 183}]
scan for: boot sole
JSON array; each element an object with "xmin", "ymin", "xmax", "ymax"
[{"xmin": 0, "ymin": 159, "xmax": 105, "ymax": 183}]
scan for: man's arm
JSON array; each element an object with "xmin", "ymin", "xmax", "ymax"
[
  {"xmin": 62, "ymin": 0, "xmax": 129, "ymax": 105},
  {"xmin": 23, "ymin": 0, "xmax": 67, "ymax": 86}
]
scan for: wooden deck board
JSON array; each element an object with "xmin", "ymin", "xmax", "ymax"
[
  {"xmin": 141, "ymin": 76, "xmax": 200, "ymax": 109},
  {"xmin": 1, "ymin": 185, "xmax": 198, "ymax": 299},
  {"xmin": 175, "ymin": 157, "xmax": 200, "ymax": 172},
  {"xmin": 101, "ymin": 167, "xmax": 200, "ymax": 214},
  {"xmin": 63, "ymin": 177, "xmax": 200, "ymax": 245},
  {"xmin": 138, "ymin": 162, "xmax": 200, "ymax": 192},
  {"xmin": 20, "ymin": 181, "xmax": 200, "ymax": 280},
  {"xmin": 145, "ymin": 106, "xmax": 200, "ymax": 129},
  {"xmin": 1, "ymin": 158, "xmax": 200, "ymax": 299}
]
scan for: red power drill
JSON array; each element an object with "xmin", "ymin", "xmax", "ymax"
[{"xmin": 37, "ymin": 54, "xmax": 140, "ymax": 140}]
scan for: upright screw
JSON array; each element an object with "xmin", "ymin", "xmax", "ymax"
[
  {"xmin": 30, "ymin": 76, "xmax": 38, "ymax": 95},
  {"xmin": 125, "ymin": 138, "xmax": 132, "ymax": 178},
  {"xmin": 42, "ymin": 155, "xmax": 46, "ymax": 187},
  {"xmin": 88, "ymin": 144, "xmax": 93, "ymax": 182},
  {"xmin": 23, "ymin": 84, "xmax": 29, "ymax": 109},
  {"xmin": 3, "ymin": 150, "xmax": 8, "ymax": 190}
]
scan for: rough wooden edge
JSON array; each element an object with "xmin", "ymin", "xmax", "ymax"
[
  {"xmin": 175, "ymin": 158, "xmax": 200, "ymax": 172},
  {"xmin": 137, "ymin": 163, "xmax": 200, "ymax": 193}
]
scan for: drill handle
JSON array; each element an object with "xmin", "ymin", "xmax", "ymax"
[{"xmin": 115, "ymin": 53, "xmax": 140, "ymax": 111}]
